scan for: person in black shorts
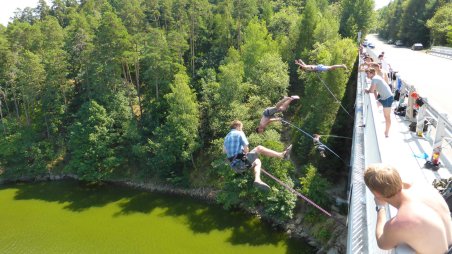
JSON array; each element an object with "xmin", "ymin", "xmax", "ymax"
[{"xmin": 256, "ymin": 95, "xmax": 299, "ymax": 134}]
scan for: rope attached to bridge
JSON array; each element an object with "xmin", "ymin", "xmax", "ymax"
[
  {"xmin": 281, "ymin": 119, "xmax": 346, "ymax": 163},
  {"xmin": 260, "ymin": 168, "xmax": 346, "ymax": 226},
  {"xmin": 315, "ymin": 72, "xmax": 354, "ymax": 119}
]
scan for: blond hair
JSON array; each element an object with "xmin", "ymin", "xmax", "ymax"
[
  {"xmin": 230, "ymin": 120, "xmax": 243, "ymax": 130},
  {"xmin": 366, "ymin": 68, "xmax": 376, "ymax": 75},
  {"xmin": 364, "ymin": 164, "xmax": 402, "ymax": 198}
]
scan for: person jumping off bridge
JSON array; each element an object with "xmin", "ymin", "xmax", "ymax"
[
  {"xmin": 295, "ymin": 59, "xmax": 347, "ymax": 72},
  {"xmin": 256, "ymin": 95, "xmax": 299, "ymax": 134}
]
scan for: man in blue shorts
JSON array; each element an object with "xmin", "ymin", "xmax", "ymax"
[
  {"xmin": 224, "ymin": 120, "xmax": 292, "ymax": 191},
  {"xmin": 256, "ymin": 95, "xmax": 299, "ymax": 134},
  {"xmin": 365, "ymin": 68, "xmax": 394, "ymax": 137},
  {"xmin": 295, "ymin": 59, "xmax": 347, "ymax": 72}
]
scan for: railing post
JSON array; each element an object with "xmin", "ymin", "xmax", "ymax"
[
  {"xmin": 405, "ymin": 86, "xmax": 416, "ymax": 122},
  {"xmin": 426, "ymin": 113, "xmax": 448, "ymax": 170},
  {"xmin": 416, "ymin": 102, "xmax": 427, "ymax": 137}
]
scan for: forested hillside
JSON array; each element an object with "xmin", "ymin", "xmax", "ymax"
[
  {"xmin": 377, "ymin": 0, "xmax": 452, "ymax": 46},
  {"xmin": 0, "ymin": 0, "xmax": 371, "ymax": 229}
]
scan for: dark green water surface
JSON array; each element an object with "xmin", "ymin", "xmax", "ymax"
[{"xmin": 0, "ymin": 180, "xmax": 314, "ymax": 254}]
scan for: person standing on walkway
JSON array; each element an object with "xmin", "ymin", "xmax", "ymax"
[
  {"xmin": 378, "ymin": 54, "xmax": 392, "ymax": 80},
  {"xmin": 365, "ymin": 68, "xmax": 394, "ymax": 137},
  {"xmin": 364, "ymin": 164, "xmax": 452, "ymax": 254},
  {"xmin": 224, "ymin": 120, "xmax": 292, "ymax": 191}
]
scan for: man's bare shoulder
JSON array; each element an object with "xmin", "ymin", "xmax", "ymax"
[{"xmin": 388, "ymin": 205, "xmax": 429, "ymax": 233}]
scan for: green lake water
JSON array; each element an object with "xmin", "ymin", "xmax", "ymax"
[{"xmin": 0, "ymin": 180, "xmax": 315, "ymax": 254}]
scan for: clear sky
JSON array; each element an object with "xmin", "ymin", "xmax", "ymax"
[
  {"xmin": 1, "ymin": 0, "xmax": 393, "ymax": 27},
  {"xmin": 0, "ymin": 0, "xmax": 51, "ymax": 26}
]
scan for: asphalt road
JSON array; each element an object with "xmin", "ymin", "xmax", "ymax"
[{"xmin": 365, "ymin": 34, "xmax": 452, "ymax": 118}]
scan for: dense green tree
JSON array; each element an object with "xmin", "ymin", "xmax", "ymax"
[
  {"xmin": 241, "ymin": 19, "xmax": 279, "ymax": 80},
  {"xmin": 252, "ymin": 53, "xmax": 289, "ymax": 102},
  {"xmin": 267, "ymin": 6, "xmax": 299, "ymax": 39},
  {"xmin": 299, "ymin": 164, "xmax": 331, "ymax": 211},
  {"xmin": 209, "ymin": 0, "xmax": 236, "ymax": 64},
  {"xmin": 67, "ymin": 100, "xmax": 118, "ymax": 181},
  {"xmin": 313, "ymin": 7, "xmax": 340, "ymax": 44},
  {"xmin": 16, "ymin": 50, "xmax": 45, "ymax": 126},
  {"xmin": 214, "ymin": 49, "xmax": 250, "ymax": 130},
  {"xmin": 35, "ymin": 0, "xmax": 51, "ymax": 20},
  {"xmin": 13, "ymin": 7, "xmax": 38, "ymax": 25},
  {"xmin": 148, "ymin": 71, "xmax": 200, "ymax": 179},
  {"xmin": 232, "ymin": 0, "xmax": 258, "ymax": 48},
  {"xmin": 83, "ymin": 6, "xmax": 131, "ymax": 101},
  {"xmin": 386, "ymin": 0, "xmax": 404, "ymax": 41},
  {"xmin": 399, "ymin": 0, "xmax": 438, "ymax": 45},
  {"xmin": 293, "ymin": 0, "xmax": 319, "ymax": 57},
  {"xmin": 64, "ymin": 12, "xmax": 94, "ymax": 84},
  {"xmin": 448, "ymin": 25, "xmax": 452, "ymax": 45},
  {"xmin": 187, "ymin": 0, "xmax": 212, "ymax": 76},
  {"xmin": 38, "ymin": 17, "xmax": 70, "ymax": 138},
  {"xmin": 6, "ymin": 21, "xmax": 42, "ymax": 52},
  {"xmin": 426, "ymin": 3, "xmax": 452, "ymax": 45},
  {"xmin": 339, "ymin": 0, "xmax": 373, "ymax": 39},
  {"xmin": 110, "ymin": 0, "xmax": 145, "ymax": 34},
  {"xmin": 140, "ymin": 28, "xmax": 177, "ymax": 133}
]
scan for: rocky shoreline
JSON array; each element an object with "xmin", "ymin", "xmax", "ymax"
[{"xmin": 0, "ymin": 173, "xmax": 346, "ymax": 253}]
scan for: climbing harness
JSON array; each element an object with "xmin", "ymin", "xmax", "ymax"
[
  {"xmin": 281, "ymin": 119, "xmax": 346, "ymax": 163},
  {"xmin": 315, "ymin": 72, "xmax": 353, "ymax": 119},
  {"xmin": 260, "ymin": 168, "xmax": 346, "ymax": 226}
]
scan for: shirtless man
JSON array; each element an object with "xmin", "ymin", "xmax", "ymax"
[
  {"xmin": 295, "ymin": 59, "xmax": 347, "ymax": 72},
  {"xmin": 364, "ymin": 164, "xmax": 452, "ymax": 254},
  {"xmin": 256, "ymin": 95, "xmax": 299, "ymax": 134}
]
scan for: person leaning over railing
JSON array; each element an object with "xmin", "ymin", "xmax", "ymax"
[
  {"xmin": 365, "ymin": 68, "xmax": 394, "ymax": 137},
  {"xmin": 359, "ymin": 56, "xmax": 374, "ymax": 72},
  {"xmin": 369, "ymin": 62, "xmax": 390, "ymax": 87},
  {"xmin": 364, "ymin": 164, "xmax": 452, "ymax": 254}
]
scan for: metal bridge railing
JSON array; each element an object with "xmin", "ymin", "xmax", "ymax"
[
  {"xmin": 347, "ymin": 48, "xmax": 452, "ymax": 254},
  {"xmin": 395, "ymin": 75, "xmax": 452, "ymax": 170},
  {"xmin": 429, "ymin": 46, "xmax": 452, "ymax": 59}
]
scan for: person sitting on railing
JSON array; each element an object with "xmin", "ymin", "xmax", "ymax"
[
  {"xmin": 365, "ymin": 68, "xmax": 394, "ymax": 137},
  {"xmin": 364, "ymin": 164, "xmax": 452, "ymax": 254},
  {"xmin": 295, "ymin": 59, "xmax": 347, "ymax": 72}
]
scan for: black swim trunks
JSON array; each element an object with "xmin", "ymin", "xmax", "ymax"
[{"xmin": 263, "ymin": 107, "xmax": 280, "ymax": 118}]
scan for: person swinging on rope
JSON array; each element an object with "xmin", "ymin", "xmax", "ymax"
[
  {"xmin": 295, "ymin": 59, "xmax": 347, "ymax": 72},
  {"xmin": 313, "ymin": 134, "xmax": 326, "ymax": 158},
  {"xmin": 224, "ymin": 120, "xmax": 292, "ymax": 191},
  {"xmin": 256, "ymin": 95, "xmax": 300, "ymax": 134}
]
